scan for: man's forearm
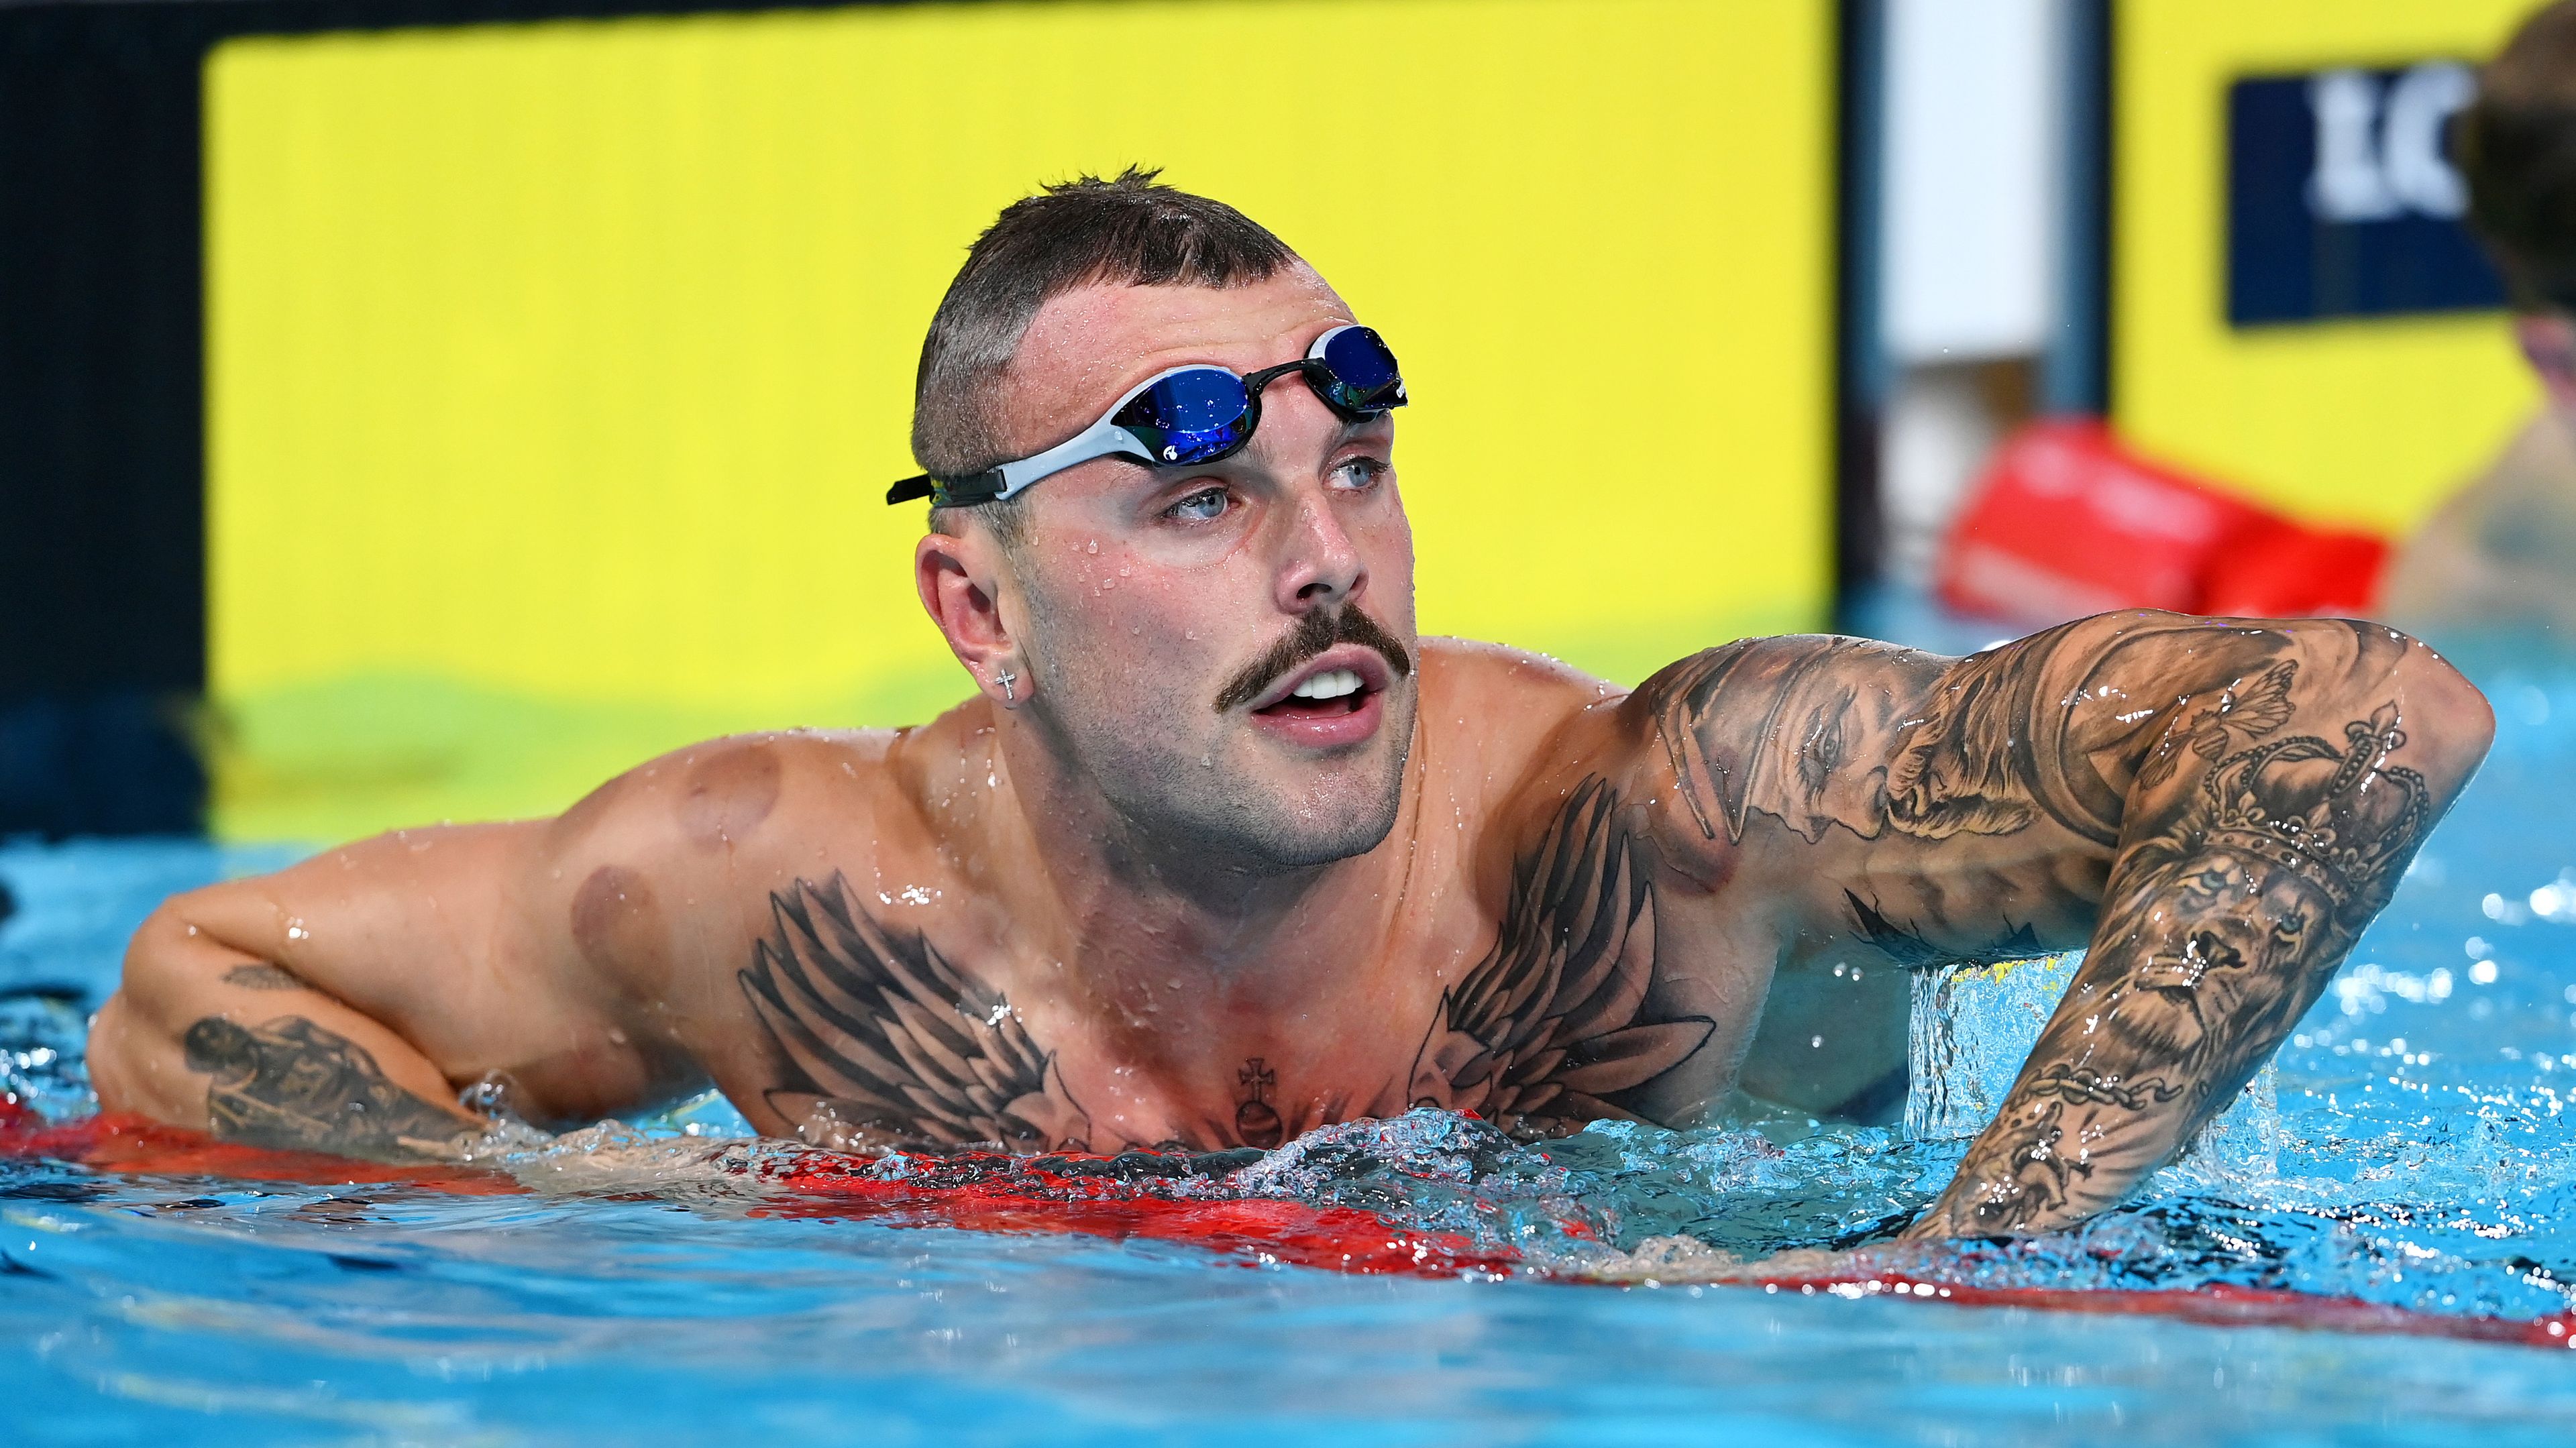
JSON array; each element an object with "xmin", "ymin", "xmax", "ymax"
[
  {"xmin": 1905, "ymin": 860, "xmax": 2345, "ymax": 1237},
  {"xmin": 1907, "ymin": 679, "xmax": 2483, "ymax": 1237},
  {"xmin": 94, "ymin": 901, "xmax": 483, "ymax": 1163}
]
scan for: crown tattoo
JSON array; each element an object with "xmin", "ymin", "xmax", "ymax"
[{"xmin": 2200, "ymin": 703, "xmax": 2430, "ymax": 921}]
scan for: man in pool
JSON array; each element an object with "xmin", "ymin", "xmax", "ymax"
[{"xmin": 90, "ymin": 174, "xmax": 2495, "ymax": 1238}]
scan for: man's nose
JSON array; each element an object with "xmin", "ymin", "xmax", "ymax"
[
  {"xmin": 1273, "ymin": 484, "xmax": 1366, "ymax": 612},
  {"xmin": 1256, "ymin": 388, "xmax": 1368, "ymax": 611}
]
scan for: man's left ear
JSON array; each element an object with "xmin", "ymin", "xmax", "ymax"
[{"xmin": 915, "ymin": 530, "xmax": 1026, "ymax": 708}]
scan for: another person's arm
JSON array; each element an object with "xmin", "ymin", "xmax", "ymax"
[{"xmin": 1642, "ymin": 613, "xmax": 2491, "ymax": 1236}]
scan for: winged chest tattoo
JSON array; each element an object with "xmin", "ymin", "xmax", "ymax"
[
  {"xmin": 738, "ymin": 875, "xmax": 1096, "ymax": 1154},
  {"xmin": 1404, "ymin": 775, "xmax": 1715, "ymax": 1136},
  {"xmin": 739, "ymin": 777, "xmax": 1723, "ymax": 1154}
]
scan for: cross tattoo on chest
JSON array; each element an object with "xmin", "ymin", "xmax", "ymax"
[{"xmin": 1235, "ymin": 1056, "xmax": 1283, "ymax": 1148}]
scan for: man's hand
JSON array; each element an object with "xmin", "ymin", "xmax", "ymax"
[{"xmin": 1641, "ymin": 613, "xmax": 2492, "ymax": 1237}]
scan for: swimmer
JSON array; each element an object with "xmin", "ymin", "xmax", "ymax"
[
  {"xmin": 89, "ymin": 174, "xmax": 2494, "ymax": 1238},
  {"xmin": 2385, "ymin": 1, "xmax": 2576, "ymax": 634}
]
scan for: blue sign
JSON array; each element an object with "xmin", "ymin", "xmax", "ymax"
[{"xmin": 2226, "ymin": 62, "xmax": 2508, "ymax": 326}]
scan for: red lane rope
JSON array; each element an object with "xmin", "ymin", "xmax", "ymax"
[
  {"xmin": 750, "ymin": 1145, "xmax": 1517, "ymax": 1278},
  {"xmin": 0, "ymin": 1109, "xmax": 527, "ymax": 1194},
  {"xmin": 7, "ymin": 1111, "xmax": 2569, "ymax": 1349}
]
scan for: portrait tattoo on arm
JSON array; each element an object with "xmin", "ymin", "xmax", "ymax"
[
  {"xmin": 739, "ymin": 873, "xmax": 1093, "ymax": 1154},
  {"xmin": 1643, "ymin": 630, "xmax": 2144, "ymax": 970},
  {"xmin": 1409, "ymin": 776, "xmax": 1716, "ymax": 1139},
  {"xmin": 182, "ymin": 1014, "xmax": 477, "ymax": 1162},
  {"xmin": 1647, "ymin": 630, "xmax": 2133, "ymax": 856}
]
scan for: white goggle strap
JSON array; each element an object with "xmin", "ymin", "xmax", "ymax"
[{"xmin": 988, "ymin": 415, "xmax": 1152, "ymax": 502}]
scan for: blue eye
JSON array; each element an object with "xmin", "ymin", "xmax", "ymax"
[
  {"xmin": 1165, "ymin": 486, "xmax": 1230, "ymax": 522},
  {"xmin": 1331, "ymin": 457, "xmax": 1388, "ymax": 490}
]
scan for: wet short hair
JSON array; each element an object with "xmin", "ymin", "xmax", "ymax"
[
  {"xmin": 2461, "ymin": 1, "xmax": 2576, "ymax": 311},
  {"xmin": 914, "ymin": 168, "xmax": 1299, "ymax": 544}
]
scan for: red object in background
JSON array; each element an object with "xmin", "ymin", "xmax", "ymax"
[{"xmin": 1935, "ymin": 419, "xmax": 2390, "ymax": 624}]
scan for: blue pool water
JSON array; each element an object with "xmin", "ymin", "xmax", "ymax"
[{"xmin": 9, "ymin": 636, "xmax": 2576, "ymax": 1443}]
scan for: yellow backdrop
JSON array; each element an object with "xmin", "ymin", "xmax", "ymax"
[
  {"xmin": 2113, "ymin": 0, "xmax": 2540, "ymax": 532},
  {"xmin": 207, "ymin": 0, "xmax": 1836, "ymax": 843}
]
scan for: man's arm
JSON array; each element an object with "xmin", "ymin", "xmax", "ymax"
[
  {"xmin": 91, "ymin": 766, "xmax": 730, "ymax": 1162},
  {"xmin": 1640, "ymin": 612, "xmax": 2492, "ymax": 1236}
]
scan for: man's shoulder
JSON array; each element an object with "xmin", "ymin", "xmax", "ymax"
[
  {"xmin": 1418, "ymin": 636, "xmax": 1621, "ymax": 715},
  {"xmin": 1415, "ymin": 638, "xmax": 1660, "ymax": 840},
  {"xmin": 545, "ymin": 710, "xmax": 975, "ymax": 865}
]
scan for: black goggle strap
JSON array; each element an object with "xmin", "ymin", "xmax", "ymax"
[{"xmin": 885, "ymin": 468, "xmax": 1002, "ymax": 506}]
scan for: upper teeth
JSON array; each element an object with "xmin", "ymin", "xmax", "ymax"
[{"xmin": 1291, "ymin": 668, "xmax": 1363, "ymax": 702}]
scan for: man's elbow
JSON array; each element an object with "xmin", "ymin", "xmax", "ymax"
[
  {"xmin": 90, "ymin": 901, "xmax": 209, "ymax": 1119},
  {"xmin": 2381, "ymin": 632, "xmax": 2496, "ymax": 789}
]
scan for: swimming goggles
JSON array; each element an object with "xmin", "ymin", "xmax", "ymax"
[{"xmin": 887, "ymin": 324, "xmax": 1406, "ymax": 507}]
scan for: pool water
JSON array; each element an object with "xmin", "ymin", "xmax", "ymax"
[{"xmin": 10, "ymin": 637, "xmax": 2576, "ymax": 1444}]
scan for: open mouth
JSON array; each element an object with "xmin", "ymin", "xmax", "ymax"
[
  {"xmin": 1240, "ymin": 649, "xmax": 1397, "ymax": 749},
  {"xmin": 1252, "ymin": 666, "xmax": 1377, "ymax": 719}
]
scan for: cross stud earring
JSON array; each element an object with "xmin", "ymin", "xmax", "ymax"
[{"xmin": 996, "ymin": 667, "xmax": 1018, "ymax": 704}]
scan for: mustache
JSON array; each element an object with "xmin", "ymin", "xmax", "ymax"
[{"xmin": 1213, "ymin": 606, "xmax": 1413, "ymax": 713}]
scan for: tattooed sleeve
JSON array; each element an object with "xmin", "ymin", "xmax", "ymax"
[
  {"xmin": 1907, "ymin": 698, "xmax": 2440, "ymax": 1235},
  {"xmin": 1641, "ymin": 616, "xmax": 2484, "ymax": 1236}
]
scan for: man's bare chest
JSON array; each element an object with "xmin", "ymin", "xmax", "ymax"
[{"xmin": 697, "ymin": 776, "xmax": 1759, "ymax": 1154}]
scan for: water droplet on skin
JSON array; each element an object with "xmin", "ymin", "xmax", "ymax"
[{"xmin": 1086, "ymin": 539, "xmax": 1098, "ymax": 554}]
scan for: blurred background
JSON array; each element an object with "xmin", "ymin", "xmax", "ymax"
[{"xmin": 0, "ymin": 0, "xmax": 2544, "ymax": 846}]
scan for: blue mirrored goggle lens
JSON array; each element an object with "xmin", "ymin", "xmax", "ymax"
[
  {"xmin": 1318, "ymin": 327, "xmax": 1404, "ymax": 412},
  {"xmin": 1116, "ymin": 368, "xmax": 1254, "ymax": 463}
]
